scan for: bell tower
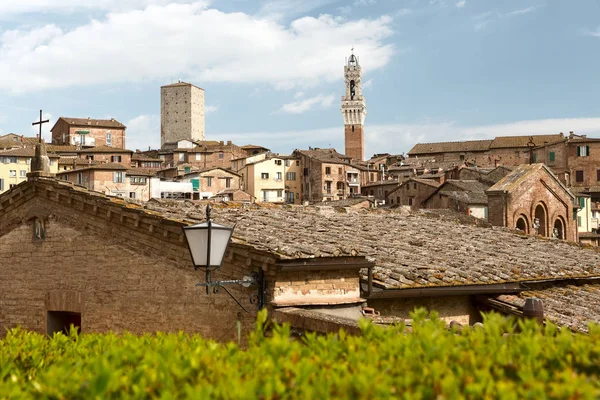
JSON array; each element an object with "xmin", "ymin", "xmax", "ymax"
[{"xmin": 341, "ymin": 50, "xmax": 366, "ymax": 161}]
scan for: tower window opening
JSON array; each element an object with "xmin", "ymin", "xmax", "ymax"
[{"xmin": 352, "ymin": 126, "xmax": 354, "ymax": 132}]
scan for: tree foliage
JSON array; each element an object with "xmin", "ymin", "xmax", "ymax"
[{"xmin": 1, "ymin": 309, "xmax": 599, "ymax": 399}]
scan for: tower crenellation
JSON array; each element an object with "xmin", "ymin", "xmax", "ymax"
[{"xmin": 341, "ymin": 51, "xmax": 367, "ymax": 161}]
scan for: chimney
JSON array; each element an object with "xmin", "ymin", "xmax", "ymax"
[
  {"xmin": 219, "ymin": 141, "xmax": 224, "ymax": 145},
  {"xmin": 227, "ymin": 140, "xmax": 231, "ymax": 145},
  {"xmin": 569, "ymin": 131, "xmax": 574, "ymax": 139}
]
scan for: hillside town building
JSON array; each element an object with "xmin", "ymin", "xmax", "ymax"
[{"xmin": 50, "ymin": 117, "xmax": 126, "ymax": 149}]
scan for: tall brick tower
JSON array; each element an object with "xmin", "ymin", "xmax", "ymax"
[
  {"xmin": 160, "ymin": 81, "xmax": 205, "ymax": 148},
  {"xmin": 341, "ymin": 51, "xmax": 366, "ymax": 161}
]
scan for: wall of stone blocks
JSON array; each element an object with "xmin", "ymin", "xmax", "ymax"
[{"xmin": 0, "ymin": 181, "xmax": 274, "ymax": 341}]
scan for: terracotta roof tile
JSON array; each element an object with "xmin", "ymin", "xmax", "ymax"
[
  {"xmin": 77, "ymin": 146, "xmax": 133, "ymax": 154},
  {"xmin": 489, "ymin": 134, "xmax": 564, "ymax": 149},
  {"xmin": 127, "ymin": 168, "xmax": 157, "ymax": 176},
  {"xmin": 408, "ymin": 140, "xmax": 493, "ymax": 155},
  {"xmin": 142, "ymin": 203, "xmax": 600, "ymax": 290},
  {"xmin": 433, "ymin": 180, "xmax": 490, "ymax": 204},
  {"xmin": 495, "ymin": 283, "xmax": 600, "ymax": 332},
  {"xmin": 0, "ymin": 147, "xmax": 59, "ymax": 158},
  {"xmin": 56, "ymin": 117, "xmax": 125, "ymax": 129}
]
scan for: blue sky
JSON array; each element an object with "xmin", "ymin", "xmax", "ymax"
[{"xmin": 0, "ymin": 0, "xmax": 599, "ymax": 157}]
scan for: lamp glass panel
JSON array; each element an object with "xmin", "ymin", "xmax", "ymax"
[
  {"xmin": 209, "ymin": 227, "xmax": 234, "ymax": 266},
  {"xmin": 184, "ymin": 222, "xmax": 233, "ymax": 267}
]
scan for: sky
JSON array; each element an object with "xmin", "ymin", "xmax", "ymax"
[{"xmin": 0, "ymin": 0, "xmax": 599, "ymax": 158}]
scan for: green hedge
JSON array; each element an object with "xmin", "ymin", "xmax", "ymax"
[{"xmin": 1, "ymin": 309, "xmax": 599, "ymax": 399}]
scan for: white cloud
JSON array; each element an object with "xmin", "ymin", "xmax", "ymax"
[
  {"xmin": 354, "ymin": 0, "xmax": 376, "ymax": 6},
  {"xmin": 0, "ymin": 3, "xmax": 394, "ymax": 93},
  {"xmin": 205, "ymin": 105, "xmax": 219, "ymax": 114},
  {"xmin": 455, "ymin": 0, "xmax": 466, "ymax": 8},
  {"xmin": 583, "ymin": 27, "xmax": 600, "ymax": 38},
  {"xmin": 126, "ymin": 114, "xmax": 160, "ymax": 151},
  {"xmin": 277, "ymin": 93, "xmax": 335, "ymax": 114},
  {"xmin": 0, "ymin": 0, "xmax": 194, "ymax": 16},
  {"xmin": 362, "ymin": 78, "xmax": 374, "ymax": 89},
  {"xmin": 258, "ymin": 0, "xmax": 338, "ymax": 20},
  {"xmin": 294, "ymin": 91, "xmax": 305, "ymax": 99},
  {"xmin": 505, "ymin": 6, "xmax": 538, "ymax": 16}
]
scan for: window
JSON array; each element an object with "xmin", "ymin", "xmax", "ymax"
[
  {"xmin": 261, "ymin": 173, "xmax": 269, "ymax": 179},
  {"xmin": 274, "ymin": 160, "xmax": 282, "ymax": 165},
  {"xmin": 0, "ymin": 179, "xmax": 3, "ymax": 191},
  {"xmin": 515, "ymin": 151, "xmax": 520, "ymax": 158},
  {"xmin": 338, "ymin": 168, "xmax": 342, "ymax": 175},
  {"xmin": 325, "ymin": 167, "xmax": 331, "ymax": 175},
  {"xmin": 578, "ymin": 216, "xmax": 582, "ymax": 227},
  {"xmin": 77, "ymin": 172, "xmax": 83, "ymax": 185},
  {"xmin": 276, "ymin": 172, "xmax": 282, "ymax": 181},
  {"xmin": 532, "ymin": 154, "xmax": 537, "ymax": 163},
  {"xmin": 87, "ymin": 155, "xmax": 94, "ymax": 161},
  {"xmin": 9, "ymin": 184, "xmax": 15, "ymax": 189},
  {"xmin": 111, "ymin": 155, "xmax": 122, "ymax": 163},
  {"xmin": 218, "ymin": 152, "xmax": 224, "ymax": 159},
  {"xmin": 62, "ymin": 133, "xmax": 66, "ymax": 144},
  {"xmin": 549, "ymin": 152, "xmax": 555, "ymax": 162},
  {"xmin": 460, "ymin": 154, "xmax": 465, "ymax": 161},
  {"xmin": 106, "ymin": 132, "xmax": 112, "ymax": 146},
  {"xmin": 129, "ymin": 192, "xmax": 136, "ymax": 199},
  {"xmin": 26, "ymin": 158, "xmax": 31, "ymax": 165},
  {"xmin": 370, "ymin": 173, "xmax": 374, "ymax": 181},
  {"xmin": 597, "ymin": 170, "xmax": 600, "ymax": 182},
  {"xmin": 408, "ymin": 198, "xmax": 413, "ymax": 206},
  {"xmin": 337, "ymin": 182, "xmax": 344, "ymax": 190},
  {"xmin": 577, "ymin": 145, "xmax": 590, "ymax": 157},
  {"xmin": 196, "ymin": 153, "xmax": 201, "ymax": 161},
  {"xmin": 579, "ymin": 197, "xmax": 586, "ymax": 208},
  {"xmin": 207, "ymin": 177, "xmax": 213, "ymax": 187},
  {"xmin": 285, "ymin": 160, "xmax": 290, "ymax": 167},
  {"xmin": 286, "ymin": 172, "xmax": 296, "ymax": 180},
  {"xmin": 277, "ymin": 189, "xmax": 283, "ymax": 198},
  {"xmin": 184, "ymin": 166, "xmax": 191, "ymax": 174},
  {"xmin": 225, "ymin": 178, "xmax": 231, "ymax": 188},
  {"xmin": 131, "ymin": 176, "xmax": 147, "ymax": 184},
  {"xmin": 9, "ymin": 170, "xmax": 16, "ymax": 177},
  {"xmin": 325, "ymin": 181, "xmax": 332, "ymax": 194},
  {"xmin": 576, "ymin": 170, "xmax": 584, "ymax": 183},
  {"xmin": 296, "ymin": 160, "xmax": 300, "ymax": 166},
  {"xmin": 414, "ymin": 183, "xmax": 417, "ymax": 189},
  {"xmin": 20, "ymin": 170, "xmax": 26, "ymax": 177},
  {"xmin": 178, "ymin": 153, "xmax": 185, "ymax": 161},
  {"xmin": 113, "ymin": 172, "xmax": 124, "ymax": 183}
]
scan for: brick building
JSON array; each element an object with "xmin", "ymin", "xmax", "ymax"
[
  {"xmin": 423, "ymin": 180, "xmax": 490, "ymax": 219},
  {"xmin": 386, "ymin": 178, "xmax": 441, "ymax": 209},
  {"xmin": 293, "ymin": 148, "xmax": 361, "ymax": 202},
  {"xmin": 160, "ymin": 82, "xmax": 205, "ymax": 148},
  {"xmin": 486, "ymin": 163, "xmax": 577, "ymax": 241},
  {"xmin": 51, "ymin": 117, "xmax": 126, "ymax": 149},
  {"xmin": 361, "ymin": 180, "xmax": 401, "ymax": 203},
  {"xmin": 341, "ymin": 51, "xmax": 367, "ymax": 161},
  {"xmin": 76, "ymin": 146, "xmax": 133, "ymax": 166},
  {"xmin": 179, "ymin": 167, "xmax": 241, "ymax": 200},
  {"xmin": 408, "ymin": 134, "xmax": 564, "ymax": 168}
]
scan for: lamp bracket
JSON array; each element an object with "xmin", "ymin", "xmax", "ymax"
[{"xmin": 196, "ymin": 271, "xmax": 266, "ymax": 313}]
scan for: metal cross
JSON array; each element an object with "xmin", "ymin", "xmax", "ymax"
[{"xmin": 32, "ymin": 110, "xmax": 49, "ymax": 143}]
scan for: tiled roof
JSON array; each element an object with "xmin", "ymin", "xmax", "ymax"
[
  {"xmin": 0, "ymin": 135, "xmax": 38, "ymax": 148},
  {"xmin": 569, "ymin": 186, "xmax": 600, "ymax": 194},
  {"xmin": 295, "ymin": 148, "xmax": 351, "ymax": 163},
  {"xmin": 132, "ymin": 153, "xmax": 163, "ymax": 162},
  {"xmin": 127, "ymin": 168, "xmax": 158, "ymax": 177},
  {"xmin": 55, "ymin": 117, "xmax": 125, "ymax": 129},
  {"xmin": 58, "ymin": 157, "xmax": 94, "ymax": 165},
  {"xmin": 411, "ymin": 178, "xmax": 443, "ymax": 188},
  {"xmin": 77, "ymin": 146, "xmax": 133, "ymax": 154},
  {"xmin": 487, "ymin": 164, "xmax": 574, "ymax": 201},
  {"xmin": 46, "ymin": 145, "xmax": 78, "ymax": 153},
  {"xmin": 241, "ymin": 144, "xmax": 269, "ymax": 149},
  {"xmin": 433, "ymin": 180, "xmax": 490, "ymax": 205},
  {"xmin": 161, "ymin": 81, "xmax": 204, "ymax": 90},
  {"xmin": 489, "ymin": 134, "xmax": 564, "ymax": 149},
  {"xmin": 142, "ymin": 203, "xmax": 600, "ymax": 290},
  {"xmin": 0, "ymin": 147, "xmax": 59, "ymax": 158},
  {"xmin": 408, "ymin": 140, "xmax": 493, "ymax": 155},
  {"xmin": 56, "ymin": 163, "xmax": 128, "ymax": 174},
  {"xmin": 494, "ymin": 284, "xmax": 600, "ymax": 332}
]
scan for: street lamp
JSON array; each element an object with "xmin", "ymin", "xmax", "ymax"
[
  {"xmin": 183, "ymin": 205, "xmax": 234, "ymax": 269},
  {"xmin": 182, "ymin": 205, "xmax": 264, "ymax": 311}
]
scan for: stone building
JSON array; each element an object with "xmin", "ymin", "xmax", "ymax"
[
  {"xmin": 56, "ymin": 163, "xmax": 152, "ymax": 201},
  {"xmin": 486, "ymin": 163, "xmax": 577, "ymax": 242},
  {"xmin": 179, "ymin": 167, "xmax": 241, "ymax": 200},
  {"xmin": 293, "ymin": 148, "xmax": 361, "ymax": 202},
  {"xmin": 239, "ymin": 155, "xmax": 287, "ymax": 203},
  {"xmin": 407, "ymin": 134, "xmax": 564, "ymax": 168},
  {"xmin": 160, "ymin": 82, "xmax": 205, "ymax": 148},
  {"xmin": 361, "ymin": 180, "xmax": 401, "ymax": 203},
  {"xmin": 160, "ymin": 139, "xmax": 247, "ymax": 172},
  {"xmin": 51, "ymin": 117, "xmax": 126, "ymax": 149},
  {"xmin": 76, "ymin": 146, "xmax": 133, "ymax": 166},
  {"xmin": 423, "ymin": 180, "xmax": 490, "ymax": 219},
  {"xmin": 386, "ymin": 178, "xmax": 441, "ymax": 209},
  {"xmin": 341, "ymin": 51, "xmax": 367, "ymax": 161}
]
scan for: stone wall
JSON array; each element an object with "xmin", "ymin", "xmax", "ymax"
[{"xmin": 0, "ymin": 179, "xmax": 272, "ymax": 340}]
